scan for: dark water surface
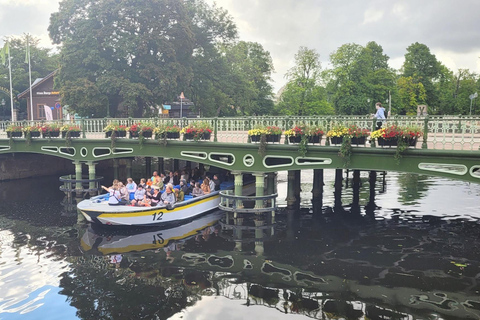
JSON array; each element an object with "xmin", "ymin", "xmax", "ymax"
[{"xmin": 1, "ymin": 171, "xmax": 480, "ymax": 320}]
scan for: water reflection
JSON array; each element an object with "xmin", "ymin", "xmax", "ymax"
[{"xmin": 1, "ymin": 171, "xmax": 480, "ymax": 319}]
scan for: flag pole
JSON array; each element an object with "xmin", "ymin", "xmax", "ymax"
[
  {"xmin": 7, "ymin": 40, "xmax": 14, "ymax": 121},
  {"xmin": 26, "ymin": 34, "xmax": 34, "ymax": 121}
]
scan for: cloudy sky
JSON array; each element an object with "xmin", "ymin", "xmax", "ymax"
[{"xmin": 2, "ymin": 0, "xmax": 480, "ymax": 92}]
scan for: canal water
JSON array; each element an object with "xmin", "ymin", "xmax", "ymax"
[{"xmin": 1, "ymin": 170, "xmax": 480, "ymax": 320}]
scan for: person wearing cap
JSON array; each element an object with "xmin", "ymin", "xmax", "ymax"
[{"xmin": 130, "ymin": 184, "xmax": 146, "ymax": 206}]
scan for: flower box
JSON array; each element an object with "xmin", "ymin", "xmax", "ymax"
[
  {"xmin": 62, "ymin": 131, "xmax": 81, "ymax": 138},
  {"xmin": 7, "ymin": 132, "xmax": 22, "ymax": 138},
  {"xmin": 404, "ymin": 137, "xmax": 417, "ymax": 147},
  {"xmin": 106, "ymin": 131, "xmax": 127, "ymax": 138},
  {"xmin": 24, "ymin": 131, "xmax": 41, "ymax": 138},
  {"xmin": 266, "ymin": 134, "xmax": 280, "ymax": 143},
  {"xmin": 351, "ymin": 136, "xmax": 366, "ymax": 146},
  {"xmin": 330, "ymin": 136, "xmax": 343, "ymax": 145},
  {"xmin": 249, "ymin": 135, "xmax": 261, "ymax": 142},
  {"xmin": 307, "ymin": 135, "xmax": 322, "ymax": 144},
  {"xmin": 288, "ymin": 135, "xmax": 302, "ymax": 144},
  {"xmin": 42, "ymin": 131, "xmax": 60, "ymax": 138},
  {"xmin": 377, "ymin": 137, "xmax": 397, "ymax": 147},
  {"xmin": 184, "ymin": 132, "xmax": 211, "ymax": 140}
]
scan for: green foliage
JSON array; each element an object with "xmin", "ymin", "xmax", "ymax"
[
  {"xmin": 325, "ymin": 42, "xmax": 396, "ymax": 115},
  {"xmin": 277, "ymin": 47, "xmax": 334, "ymax": 116}
]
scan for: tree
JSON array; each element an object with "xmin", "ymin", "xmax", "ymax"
[
  {"xmin": 402, "ymin": 42, "xmax": 441, "ymax": 108},
  {"xmin": 277, "ymin": 47, "xmax": 334, "ymax": 115},
  {"xmin": 396, "ymin": 76, "xmax": 426, "ymax": 115},
  {"xmin": 325, "ymin": 42, "xmax": 395, "ymax": 115},
  {"xmin": 49, "ymin": 0, "xmax": 201, "ymax": 117}
]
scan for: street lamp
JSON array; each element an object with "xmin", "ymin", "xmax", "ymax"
[
  {"xmin": 469, "ymin": 92, "xmax": 477, "ymax": 115},
  {"xmin": 179, "ymin": 92, "xmax": 185, "ymax": 118}
]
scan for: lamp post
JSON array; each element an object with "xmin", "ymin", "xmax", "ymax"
[
  {"xmin": 179, "ymin": 92, "xmax": 185, "ymax": 118},
  {"xmin": 469, "ymin": 92, "xmax": 477, "ymax": 115}
]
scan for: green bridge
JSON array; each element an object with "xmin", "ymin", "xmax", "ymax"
[{"xmin": 1, "ymin": 115, "xmax": 480, "ymax": 184}]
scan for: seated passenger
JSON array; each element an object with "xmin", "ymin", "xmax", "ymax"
[
  {"xmin": 117, "ymin": 182, "xmax": 130, "ymax": 202},
  {"xmin": 149, "ymin": 187, "xmax": 162, "ymax": 206},
  {"xmin": 101, "ymin": 185, "xmax": 127, "ymax": 205},
  {"xmin": 160, "ymin": 184, "xmax": 176, "ymax": 205},
  {"xmin": 138, "ymin": 178, "xmax": 147, "ymax": 189},
  {"xmin": 191, "ymin": 182, "xmax": 204, "ymax": 197},
  {"xmin": 153, "ymin": 175, "xmax": 164, "ymax": 190},
  {"xmin": 174, "ymin": 188, "xmax": 184, "ymax": 202},
  {"xmin": 130, "ymin": 184, "xmax": 146, "ymax": 206},
  {"xmin": 201, "ymin": 178, "xmax": 211, "ymax": 194}
]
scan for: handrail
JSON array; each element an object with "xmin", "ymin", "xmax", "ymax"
[{"xmin": 1, "ymin": 115, "xmax": 480, "ymax": 151}]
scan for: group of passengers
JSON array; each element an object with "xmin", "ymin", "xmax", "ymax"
[{"xmin": 101, "ymin": 168, "xmax": 223, "ymax": 207}]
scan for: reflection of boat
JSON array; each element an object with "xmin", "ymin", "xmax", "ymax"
[{"xmin": 81, "ymin": 210, "xmax": 225, "ymax": 254}]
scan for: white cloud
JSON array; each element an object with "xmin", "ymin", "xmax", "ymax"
[{"xmin": 363, "ymin": 8, "xmax": 384, "ymax": 25}]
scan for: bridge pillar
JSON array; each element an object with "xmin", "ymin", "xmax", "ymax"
[
  {"xmin": 286, "ymin": 170, "xmax": 297, "ymax": 209},
  {"xmin": 312, "ymin": 169, "xmax": 324, "ymax": 215},
  {"xmin": 351, "ymin": 170, "xmax": 361, "ymax": 215},
  {"xmin": 113, "ymin": 159, "xmax": 119, "ymax": 180},
  {"xmin": 186, "ymin": 161, "xmax": 192, "ymax": 169},
  {"xmin": 73, "ymin": 161, "xmax": 83, "ymax": 196},
  {"xmin": 334, "ymin": 169, "xmax": 344, "ymax": 213},
  {"xmin": 266, "ymin": 172, "xmax": 276, "ymax": 196},
  {"xmin": 145, "ymin": 157, "xmax": 151, "ymax": 177},
  {"xmin": 233, "ymin": 171, "xmax": 243, "ymax": 218},
  {"xmin": 173, "ymin": 159, "xmax": 179, "ymax": 172},
  {"xmin": 87, "ymin": 161, "xmax": 98, "ymax": 196},
  {"xmin": 294, "ymin": 170, "xmax": 301, "ymax": 202},
  {"xmin": 253, "ymin": 173, "xmax": 265, "ymax": 210},
  {"xmin": 125, "ymin": 158, "xmax": 132, "ymax": 179},
  {"xmin": 157, "ymin": 157, "xmax": 164, "ymax": 173}
]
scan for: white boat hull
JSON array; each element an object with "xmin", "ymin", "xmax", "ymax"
[{"xmin": 78, "ymin": 192, "xmax": 221, "ymax": 227}]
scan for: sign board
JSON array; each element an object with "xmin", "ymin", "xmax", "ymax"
[
  {"xmin": 417, "ymin": 105, "xmax": 427, "ymax": 116},
  {"xmin": 55, "ymin": 102, "xmax": 61, "ymax": 109},
  {"xmin": 163, "ymin": 105, "xmax": 171, "ymax": 110}
]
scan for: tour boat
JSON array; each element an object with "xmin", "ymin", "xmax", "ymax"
[
  {"xmin": 77, "ymin": 180, "xmax": 252, "ymax": 227},
  {"xmin": 80, "ymin": 210, "xmax": 225, "ymax": 254}
]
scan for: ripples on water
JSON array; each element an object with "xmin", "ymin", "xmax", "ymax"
[{"xmin": 1, "ymin": 171, "xmax": 480, "ymax": 320}]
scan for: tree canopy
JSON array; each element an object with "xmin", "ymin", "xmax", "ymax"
[{"xmin": 48, "ymin": 0, "xmax": 274, "ymax": 117}]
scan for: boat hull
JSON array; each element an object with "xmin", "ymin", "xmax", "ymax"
[{"xmin": 78, "ymin": 192, "xmax": 221, "ymax": 227}]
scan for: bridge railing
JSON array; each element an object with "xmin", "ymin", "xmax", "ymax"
[{"xmin": 1, "ymin": 115, "xmax": 479, "ymax": 150}]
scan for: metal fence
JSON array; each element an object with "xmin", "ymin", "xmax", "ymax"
[{"xmin": 1, "ymin": 115, "xmax": 479, "ymax": 151}]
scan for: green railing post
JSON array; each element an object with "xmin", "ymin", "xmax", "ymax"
[
  {"xmin": 371, "ymin": 117, "xmax": 377, "ymax": 148},
  {"xmin": 214, "ymin": 117, "xmax": 218, "ymax": 142},
  {"xmin": 81, "ymin": 118, "xmax": 86, "ymax": 138},
  {"xmin": 247, "ymin": 118, "xmax": 252, "ymax": 143},
  {"xmin": 422, "ymin": 115, "xmax": 429, "ymax": 149},
  {"xmin": 325, "ymin": 117, "xmax": 331, "ymax": 146}
]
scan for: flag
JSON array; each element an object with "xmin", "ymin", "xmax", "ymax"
[
  {"xmin": 0, "ymin": 41, "xmax": 8, "ymax": 65},
  {"xmin": 44, "ymin": 105, "xmax": 53, "ymax": 120},
  {"xmin": 25, "ymin": 35, "xmax": 29, "ymax": 64}
]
